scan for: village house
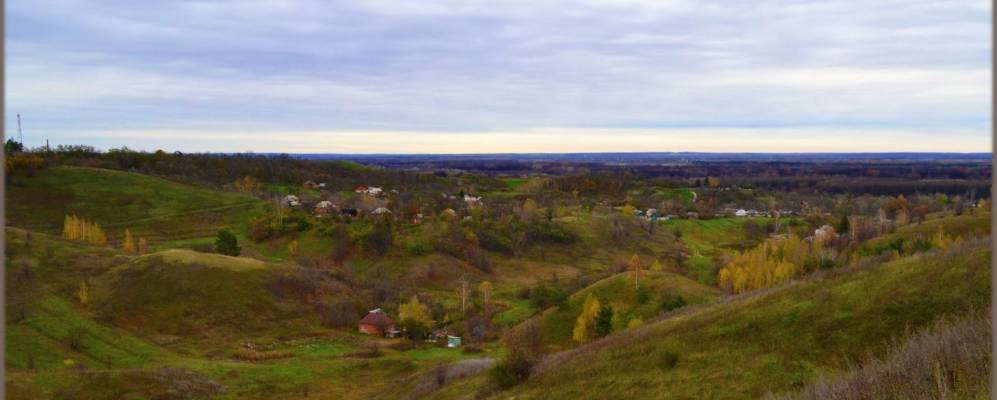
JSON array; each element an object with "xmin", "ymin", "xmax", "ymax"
[
  {"xmin": 314, "ymin": 200, "xmax": 336, "ymax": 215},
  {"xmin": 303, "ymin": 180, "xmax": 319, "ymax": 189},
  {"xmin": 340, "ymin": 208, "xmax": 359, "ymax": 218},
  {"xmin": 814, "ymin": 224, "xmax": 837, "ymax": 244},
  {"xmin": 735, "ymin": 209, "xmax": 748, "ymax": 217},
  {"xmin": 280, "ymin": 195, "xmax": 300, "ymax": 207},
  {"xmin": 358, "ymin": 308, "xmax": 396, "ymax": 337},
  {"xmin": 371, "ymin": 207, "xmax": 392, "ymax": 217},
  {"xmin": 463, "ymin": 194, "xmax": 483, "ymax": 205},
  {"xmin": 355, "ymin": 185, "xmax": 384, "ymax": 197}
]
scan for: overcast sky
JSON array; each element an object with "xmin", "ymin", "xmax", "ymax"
[{"xmin": 5, "ymin": 0, "xmax": 992, "ymax": 153}]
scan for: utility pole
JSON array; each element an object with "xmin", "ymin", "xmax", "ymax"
[{"xmin": 17, "ymin": 113, "xmax": 23, "ymax": 145}]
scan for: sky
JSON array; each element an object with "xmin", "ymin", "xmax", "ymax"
[{"xmin": 5, "ymin": 0, "xmax": 993, "ymax": 153}]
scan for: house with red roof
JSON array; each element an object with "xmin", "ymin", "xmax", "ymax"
[{"xmin": 358, "ymin": 308, "xmax": 396, "ymax": 337}]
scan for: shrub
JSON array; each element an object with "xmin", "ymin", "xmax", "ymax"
[
  {"xmin": 663, "ymin": 295, "xmax": 687, "ymax": 312},
  {"xmin": 595, "ymin": 304, "xmax": 614, "ymax": 338},
  {"xmin": 488, "ymin": 321, "xmax": 543, "ymax": 390},
  {"xmin": 406, "ymin": 241, "xmax": 433, "ymax": 256},
  {"xmin": 214, "ymin": 230, "xmax": 240, "ymax": 256}
]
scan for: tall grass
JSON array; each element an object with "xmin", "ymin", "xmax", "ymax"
[{"xmin": 775, "ymin": 311, "xmax": 991, "ymax": 400}]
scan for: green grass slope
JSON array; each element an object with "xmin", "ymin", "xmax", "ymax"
[
  {"xmin": 495, "ymin": 234, "xmax": 990, "ymax": 399},
  {"xmin": 662, "ymin": 217, "xmax": 779, "ymax": 284},
  {"xmin": 6, "ymin": 166, "xmax": 263, "ymax": 243},
  {"xmin": 534, "ymin": 271, "xmax": 722, "ymax": 352},
  {"xmin": 92, "ymin": 249, "xmax": 349, "ymax": 345}
]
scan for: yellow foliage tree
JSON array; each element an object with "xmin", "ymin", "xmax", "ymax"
[
  {"xmin": 288, "ymin": 240, "xmax": 299, "ymax": 256},
  {"xmin": 621, "ymin": 204, "xmax": 636, "ymax": 217},
  {"xmin": 62, "ymin": 215, "xmax": 107, "ymax": 246},
  {"xmin": 138, "ymin": 238, "xmax": 148, "ymax": 255},
  {"xmin": 627, "ymin": 316, "xmax": 644, "ymax": 329},
  {"xmin": 717, "ymin": 236, "xmax": 808, "ymax": 293},
  {"xmin": 650, "ymin": 259, "xmax": 663, "ymax": 272},
  {"xmin": 399, "ymin": 295, "xmax": 434, "ymax": 327},
  {"xmin": 572, "ymin": 294, "xmax": 601, "ymax": 343},
  {"xmin": 121, "ymin": 229, "xmax": 136, "ymax": 253}
]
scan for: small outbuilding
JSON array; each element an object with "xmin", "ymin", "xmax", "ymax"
[
  {"xmin": 358, "ymin": 308, "xmax": 395, "ymax": 337},
  {"xmin": 447, "ymin": 336, "xmax": 462, "ymax": 348}
]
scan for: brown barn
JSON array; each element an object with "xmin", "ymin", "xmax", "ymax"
[{"xmin": 358, "ymin": 308, "xmax": 395, "ymax": 337}]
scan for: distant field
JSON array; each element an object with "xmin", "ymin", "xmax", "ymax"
[
  {"xmin": 500, "ymin": 178, "xmax": 528, "ymax": 190},
  {"xmin": 6, "ymin": 166, "xmax": 264, "ymax": 243},
  {"xmin": 657, "ymin": 188, "xmax": 695, "ymax": 203}
]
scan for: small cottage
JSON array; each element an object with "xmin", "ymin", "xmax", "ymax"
[
  {"xmin": 371, "ymin": 207, "xmax": 392, "ymax": 216},
  {"xmin": 358, "ymin": 308, "xmax": 395, "ymax": 337},
  {"xmin": 447, "ymin": 336, "xmax": 461, "ymax": 348},
  {"xmin": 314, "ymin": 200, "xmax": 336, "ymax": 215},
  {"xmin": 280, "ymin": 195, "xmax": 300, "ymax": 207},
  {"xmin": 303, "ymin": 180, "xmax": 319, "ymax": 189},
  {"xmin": 735, "ymin": 209, "xmax": 748, "ymax": 217}
]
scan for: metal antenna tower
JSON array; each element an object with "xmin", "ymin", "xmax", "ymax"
[{"xmin": 17, "ymin": 113, "xmax": 23, "ymax": 144}]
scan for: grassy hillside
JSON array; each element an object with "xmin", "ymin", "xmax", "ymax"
[
  {"xmin": 5, "ymin": 228, "xmax": 491, "ymax": 400},
  {"xmin": 662, "ymin": 217, "xmax": 780, "ymax": 284},
  {"xmin": 486, "ymin": 232, "xmax": 990, "ymax": 399},
  {"xmin": 6, "ymin": 166, "xmax": 263, "ymax": 243},
  {"xmin": 91, "ymin": 249, "xmax": 348, "ymax": 346},
  {"xmin": 533, "ymin": 271, "xmax": 722, "ymax": 352}
]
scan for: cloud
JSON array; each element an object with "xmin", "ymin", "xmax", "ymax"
[{"xmin": 4, "ymin": 0, "xmax": 991, "ymax": 152}]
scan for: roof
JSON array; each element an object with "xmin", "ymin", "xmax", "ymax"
[{"xmin": 359, "ymin": 309, "xmax": 394, "ymax": 326}]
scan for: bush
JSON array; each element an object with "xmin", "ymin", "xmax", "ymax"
[
  {"xmin": 488, "ymin": 321, "xmax": 543, "ymax": 390},
  {"xmin": 406, "ymin": 241, "xmax": 433, "ymax": 256},
  {"xmin": 214, "ymin": 230, "xmax": 240, "ymax": 256},
  {"xmin": 663, "ymin": 295, "xmax": 687, "ymax": 312}
]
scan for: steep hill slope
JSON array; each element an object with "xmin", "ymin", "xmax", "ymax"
[
  {"xmin": 490, "ymin": 235, "xmax": 989, "ymax": 399},
  {"xmin": 6, "ymin": 166, "xmax": 263, "ymax": 244},
  {"xmin": 92, "ymin": 249, "xmax": 353, "ymax": 345},
  {"xmin": 532, "ymin": 270, "xmax": 722, "ymax": 352}
]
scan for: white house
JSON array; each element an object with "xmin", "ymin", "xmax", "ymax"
[
  {"xmin": 735, "ymin": 209, "xmax": 748, "ymax": 217},
  {"xmin": 280, "ymin": 195, "xmax": 301, "ymax": 207},
  {"xmin": 371, "ymin": 207, "xmax": 392, "ymax": 216}
]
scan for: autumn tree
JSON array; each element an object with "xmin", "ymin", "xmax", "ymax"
[
  {"xmin": 572, "ymin": 294, "xmax": 601, "ymax": 342},
  {"xmin": 62, "ymin": 215, "xmax": 107, "ymax": 246},
  {"xmin": 399, "ymin": 295, "xmax": 434, "ymax": 340},
  {"xmin": 399, "ymin": 295, "xmax": 434, "ymax": 327},
  {"xmin": 121, "ymin": 229, "xmax": 136, "ymax": 253}
]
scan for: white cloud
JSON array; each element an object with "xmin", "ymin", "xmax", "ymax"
[{"xmin": 4, "ymin": 0, "xmax": 991, "ymax": 152}]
